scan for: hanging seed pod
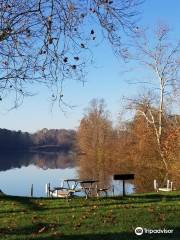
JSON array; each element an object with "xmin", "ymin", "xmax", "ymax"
[
  {"xmin": 63, "ymin": 57, "xmax": 68, "ymax": 63},
  {"xmin": 71, "ymin": 65, "xmax": 76, "ymax": 69}
]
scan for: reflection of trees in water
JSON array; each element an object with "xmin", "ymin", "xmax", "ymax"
[
  {"xmin": 0, "ymin": 152, "xmax": 30, "ymax": 171},
  {"xmin": 134, "ymin": 165, "xmax": 166, "ymax": 193},
  {"xmin": 0, "ymin": 152, "xmax": 75, "ymax": 171},
  {"xmin": 78, "ymin": 157, "xmax": 180, "ymax": 193},
  {"xmin": 78, "ymin": 156, "xmax": 110, "ymax": 188},
  {"xmin": 32, "ymin": 152, "xmax": 75, "ymax": 169},
  {"xmin": 134, "ymin": 165, "xmax": 180, "ymax": 193}
]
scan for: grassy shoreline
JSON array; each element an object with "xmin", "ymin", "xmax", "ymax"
[{"xmin": 0, "ymin": 191, "xmax": 180, "ymax": 240}]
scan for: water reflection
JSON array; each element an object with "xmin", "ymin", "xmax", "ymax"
[
  {"xmin": 0, "ymin": 152, "xmax": 179, "ymax": 196},
  {"xmin": 0, "ymin": 151, "xmax": 75, "ymax": 171},
  {"xmin": 0, "ymin": 152, "xmax": 77, "ymax": 197},
  {"xmin": 78, "ymin": 157, "xmax": 180, "ymax": 193},
  {"xmin": 0, "ymin": 165, "xmax": 77, "ymax": 197}
]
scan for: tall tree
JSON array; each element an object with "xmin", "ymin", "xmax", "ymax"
[
  {"xmin": 127, "ymin": 25, "xmax": 180, "ymax": 172},
  {"xmin": 0, "ymin": 0, "xmax": 142, "ymax": 107},
  {"xmin": 77, "ymin": 99, "xmax": 114, "ymax": 186}
]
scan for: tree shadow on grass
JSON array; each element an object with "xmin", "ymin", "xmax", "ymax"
[
  {"xmin": 13, "ymin": 231, "xmax": 180, "ymax": 240},
  {"xmin": 129, "ymin": 193, "xmax": 180, "ymax": 200},
  {"xmin": 0, "ymin": 223, "xmax": 179, "ymax": 240},
  {"xmin": 109, "ymin": 193, "xmax": 180, "ymax": 203},
  {"xmin": 35, "ymin": 229, "xmax": 180, "ymax": 240},
  {"xmin": 0, "ymin": 195, "xmax": 41, "ymax": 211},
  {"xmin": 0, "ymin": 193, "xmax": 179, "ymax": 215}
]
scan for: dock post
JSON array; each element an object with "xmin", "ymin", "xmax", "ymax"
[
  {"xmin": 112, "ymin": 185, "xmax": 115, "ymax": 196},
  {"xmin": 45, "ymin": 183, "xmax": 51, "ymax": 197},
  {"xmin": 45, "ymin": 184, "xmax": 49, "ymax": 197},
  {"xmin": 122, "ymin": 180, "xmax": 125, "ymax": 196},
  {"xmin": 48, "ymin": 183, "xmax": 51, "ymax": 197},
  {"xmin": 31, "ymin": 184, "xmax": 33, "ymax": 197}
]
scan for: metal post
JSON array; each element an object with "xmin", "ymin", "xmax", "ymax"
[
  {"xmin": 122, "ymin": 180, "xmax": 125, "ymax": 196},
  {"xmin": 112, "ymin": 185, "xmax": 115, "ymax": 196},
  {"xmin": 48, "ymin": 183, "xmax": 51, "ymax": 197},
  {"xmin": 31, "ymin": 184, "xmax": 33, "ymax": 197},
  {"xmin": 45, "ymin": 184, "xmax": 49, "ymax": 197},
  {"xmin": 170, "ymin": 182, "xmax": 173, "ymax": 191},
  {"xmin": 154, "ymin": 179, "xmax": 157, "ymax": 191}
]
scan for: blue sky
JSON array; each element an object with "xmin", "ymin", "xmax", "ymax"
[{"xmin": 0, "ymin": 0, "xmax": 180, "ymax": 133}]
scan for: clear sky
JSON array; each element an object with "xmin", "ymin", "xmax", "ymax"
[{"xmin": 0, "ymin": 0, "xmax": 180, "ymax": 133}]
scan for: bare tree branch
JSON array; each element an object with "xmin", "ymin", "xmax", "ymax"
[{"xmin": 0, "ymin": 0, "xmax": 142, "ymax": 108}]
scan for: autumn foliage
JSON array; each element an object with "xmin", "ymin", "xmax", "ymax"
[{"xmin": 77, "ymin": 99, "xmax": 180, "ymax": 192}]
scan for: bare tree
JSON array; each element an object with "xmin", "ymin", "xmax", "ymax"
[
  {"xmin": 127, "ymin": 24, "xmax": 180, "ymax": 172},
  {"xmin": 0, "ymin": 0, "xmax": 142, "ymax": 108}
]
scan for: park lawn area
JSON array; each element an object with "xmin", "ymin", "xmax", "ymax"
[{"xmin": 0, "ymin": 191, "xmax": 180, "ymax": 240}]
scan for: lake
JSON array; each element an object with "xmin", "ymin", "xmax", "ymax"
[{"xmin": 0, "ymin": 152, "xmax": 134, "ymax": 197}]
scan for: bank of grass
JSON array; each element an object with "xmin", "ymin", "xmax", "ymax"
[{"xmin": 0, "ymin": 191, "xmax": 180, "ymax": 240}]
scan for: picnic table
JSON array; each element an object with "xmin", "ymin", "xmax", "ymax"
[
  {"xmin": 63, "ymin": 179, "xmax": 98, "ymax": 198},
  {"xmin": 79, "ymin": 180, "xmax": 98, "ymax": 199},
  {"xmin": 63, "ymin": 178, "xmax": 81, "ymax": 191}
]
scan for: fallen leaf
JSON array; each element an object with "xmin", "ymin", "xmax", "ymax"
[{"xmin": 38, "ymin": 226, "xmax": 46, "ymax": 233}]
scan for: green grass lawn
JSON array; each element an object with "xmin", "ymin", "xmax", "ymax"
[{"xmin": 0, "ymin": 192, "xmax": 180, "ymax": 240}]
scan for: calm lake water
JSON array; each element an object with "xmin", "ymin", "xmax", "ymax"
[{"xmin": 0, "ymin": 152, "xmax": 134, "ymax": 197}]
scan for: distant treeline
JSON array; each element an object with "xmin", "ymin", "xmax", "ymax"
[{"xmin": 0, "ymin": 128, "xmax": 76, "ymax": 153}]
